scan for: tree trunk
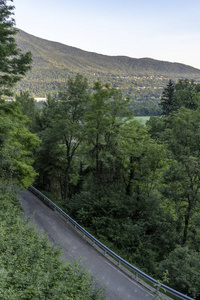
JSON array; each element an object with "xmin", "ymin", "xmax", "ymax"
[
  {"xmin": 95, "ymin": 133, "xmax": 99, "ymax": 177},
  {"xmin": 182, "ymin": 199, "xmax": 192, "ymax": 245},
  {"xmin": 126, "ymin": 155, "xmax": 134, "ymax": 196}
]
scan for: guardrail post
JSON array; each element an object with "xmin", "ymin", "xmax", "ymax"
[
  {"xmin": 135, "ymin": 272, "xmax": 138, "ymax": 280},
  {"xmin": 118, "ymin": 260, "xmax": 121, "ymax": 267},
  {"xmin": 104, "ymin": 249, "xmax": 107, "ymax": 256}
]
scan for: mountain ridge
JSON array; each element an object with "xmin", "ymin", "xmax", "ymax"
[
  {"xmin": 14, "ymin": 29, "xmax": 200, "ymax": 105},
  {"xmin": 16, "ymin": 29, "xmax": 200, "ymax": 74}
]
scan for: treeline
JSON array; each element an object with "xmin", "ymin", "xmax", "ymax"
[
  {"xmin": 16, "ymin": 75, "xmax": 200, "ymax": 299},
  {"xmin": 14, "ymin": 71, "xmax": 167, "ymax": 116}
]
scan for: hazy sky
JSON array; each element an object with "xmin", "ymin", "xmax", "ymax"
[{"xmin": 13, "ymin": 0, "xmax": 200, "ymax": 69}]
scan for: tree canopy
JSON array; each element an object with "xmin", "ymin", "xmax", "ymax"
[
  {"xmin": 0, "ymin": 3, "xmax": 106, "ymax": 297},
  {"xmin": 1, "ymin": 2, "xmax": 200, "ymax": 297},
  {"xmin": 0, "ymin": 0, "xmax": 32, "ymax": 97},
  {"xmin": 159, "ymin": 78, "xmax": 200, "ymax": 116},
  {"xmin": 0, "ymin": 1, "xmax": 36, "ymax": 188},
  {"xmin": 32, "ymin": 75, "xmax": 200, "ymax": 299},
  {"xmin": 0, "ymin": 190, "xmax": 106, "ymax": 299},
  {"xmin": 0, "ymin": 100, "xmax": 40, "ymax": 188}
]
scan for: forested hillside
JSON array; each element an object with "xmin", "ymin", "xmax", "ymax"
[
  {"xmin": 2, "ymin": 1, "xmax": 200, "ymax": 298},
  {"xmin": 15, "ymin": 29, "xmax": 200, "ymax": 115},
  {"xmin": 23, "ymin": 75, "xmax": 200, "ymax": 299}
]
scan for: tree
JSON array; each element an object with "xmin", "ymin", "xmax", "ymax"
[
  {"xmin": 0, "ymin": 1, "xmax": 39, "ymax": 189},
  {"xmin": 174, "ymin": 79, "xmax": 200, "ymax": 110},
  {"xmin": 159, "ymin": 79, "xmax": 175, "ymax": 116},
  {"xmin": 115, "ymin": 120, "xmax": 175, "ymax": 271},
  {"xmin": 119, "ymin": 120, "xmax": 165, "ymax": 200},
  {"xmin": 159, "ymin": 79, "xmax": 200, "ymax": 116},
  {"xmin": 161, "ymin": 107, "xmax": 200, "ymax": 245},
  {"xmin": 33, "ymin": 95, "xmax": 60, "ymax": 193},
  {"xmin": 84, "ymin": 82, "xmax": 130, "ymax": 185},
  {"xmin": 0, "ymin": 190, "xmax": 106, "ymax": 299},
  {"xmin": 159, "ymin": 246, "xmax": 200, "ymax": 298},
  {"xmin": 15, "ymin": 91, "xmax": 39, "ymax": 132},
  {"xmin": 35, "ymin": 75, "xmax": 91, "ymax": 199},
  {"xmin": 0, "ymin": 101, "xmax": 40, "ymax": 188},
  {"xmin": 65, "ymin": 82, "xmax": 132, "ymax": 244},
  {"xmin": 0, "ymin": 0, "xmax": 32, "ymax": 97}
]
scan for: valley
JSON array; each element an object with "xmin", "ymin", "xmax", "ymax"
[{"xmin": 14, "ymin": 29, "xmax": 200, "ymax": 115}]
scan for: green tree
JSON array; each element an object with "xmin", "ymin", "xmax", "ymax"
[
  {"xmin": 15, "ymin": 91, "xmax": 39, "ymax": 132},
  {"xmin": 0, "ymin": 101, "xmax": 40, "ymax": 188},
  {"xmin": 159, "ymin": 79, "xmax": 175, "ymax": 116},
  {"xmin": 0, "ymin": 0, "xmax": 32, "ymax": 97},
  {"xmin": 0, "ymin": 190, "xmax": 106, "ymax": 299},
  {"xmin": 159, "ymin": 79, "xmax": 200, "ymax": 116},
  {"xmin": 174, "ymin": 79, "xmax": 200, "ymax": 110},
  {"xmin": 159, "ymin": 246, "xmax": 200, "ymax": 299},
  {"xmin": 119, "ymin": 120, "xmax": 165, "ymax": 200},
  {"xmin": 115, "ymin": 120, "xmax": 175, "ymax": 272},
  {"xmin": 35, "ymin": 75, "xmax": 91, "ymax": 199},
  {"xmin": 66, "ymin": 82, "xmax": 132, "ymax": 246},
  {"xmin": 84, "ymin": 82, "xmax": 129, "ymax": 185},
  {"xmin": 161, "ymin": 107, "xmax": 200, "ymax": 245},
  {"xmin": 146, "ymin": 116, "xmax": 166, "ymax": 140}
]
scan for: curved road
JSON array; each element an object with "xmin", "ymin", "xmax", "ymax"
[{"xmin": 19, "ymin": 189, "xmax": 165, "ymax": 300}]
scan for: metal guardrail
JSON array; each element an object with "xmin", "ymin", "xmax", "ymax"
[{"xmin": 28, "ymin": 185, "xmax": 194, "ymax": 300}]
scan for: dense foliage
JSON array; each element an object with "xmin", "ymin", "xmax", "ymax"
[
  {"xmin": 0, "ymin": 3, "xmax": 105, "ymax": 298},
  {"xmin": 1, "ymin": 2, "xmax": 200, "ymax": 298},
  {"xmin": 0, "ymin": 1, "xmax": 32, "ymax": 96},
  {"xmin": 30, "ymin": 75, "xmax": 200, "ymax": 299},
  {"xmin": 0, "ymin": 1, "xmax": 38, "ymax": 188},
  {"xmin": 159, "ymin": 79, "xmax": 200, "ymax": 115},
  {"xmin": 0, "ymin": 190, "xmax": 106, "ymax": 299},
  {"xmin": 0, "ymin": 100, "xmax": 40, "ymax": 188}
]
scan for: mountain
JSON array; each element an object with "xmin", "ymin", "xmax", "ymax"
[{"xmin": 14, "ymin": 29, "xmax": 200, "ymax": 114}]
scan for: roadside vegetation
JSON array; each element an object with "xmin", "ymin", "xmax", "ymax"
[
  {"xmin": 1, "ymin": 1, "xmax": 200, "ymax": 299},
  {"xmin": 0, "ymin": 189, "xmax": 106, "ymax": 299},
  {"xmin": 28, "ymin": 75, "xmax": 200, "ymax": 299},
  {"xmin": 0, "ymin": 1, "xmax": 105, "ymax": 299}
]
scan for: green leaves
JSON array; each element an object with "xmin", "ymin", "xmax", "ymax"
[
  {"xmin": 159, "ymin": 246, "xmax": 200, "ymax": 298},
  {"xmin": 0, "ymin": 1, "xmax": 32, "ymax": 96},
  {"xmin": 0, "ymin": 191, "xmax": 106, "ymax": 299},
  {"xmin": 161, "ymin": 108, "xmax": 200, "ymax": 244},
  {"xmin": 159, "ymin": 79, "xmax": 175, "ymax": 116},
  {"xmin": 159, "ymin": 79, "xmax": 200, "ymax": 116},
  {"xmin": 0, "ymin": 101, "xmax": 40, "ymax": 188},
  {"xmin": 34, "ymin": 75, "xmax": 200, "ymax": 298}
]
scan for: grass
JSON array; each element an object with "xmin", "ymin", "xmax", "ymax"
[{"xmin": 134, "ymin": 116, "xmax": 150, "ymax": 125}]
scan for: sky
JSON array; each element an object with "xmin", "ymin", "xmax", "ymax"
[{"xmin": 13, "ymin": 0, "xmax": 200, "ymax": 69}]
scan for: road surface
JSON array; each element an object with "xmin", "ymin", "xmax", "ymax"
[{"xmin": 19, "ymin": 189, "xmax": 161, "ymax": 300}]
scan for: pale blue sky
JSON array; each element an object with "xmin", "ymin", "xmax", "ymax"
[{"xmin": 13, "ymin": 0, "xmax": 200, "ymax": 69}]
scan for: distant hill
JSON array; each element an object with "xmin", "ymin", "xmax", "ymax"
[{"xmin": 14, "ymin": 29, "xmax": 200, "ymax": 114}]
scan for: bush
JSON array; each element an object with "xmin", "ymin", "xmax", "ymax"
[
  {"xmin": 0, "ymin": 190, "xmax": 106, "ymax": 299},
  {"xmin": 158, "ymin": 246, "xmax": 200, "ymax": 299}
]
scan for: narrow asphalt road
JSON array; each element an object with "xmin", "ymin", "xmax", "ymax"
[{"xmin": 19, "ymin": 189, "xmax": 157, "ymax": 300}]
